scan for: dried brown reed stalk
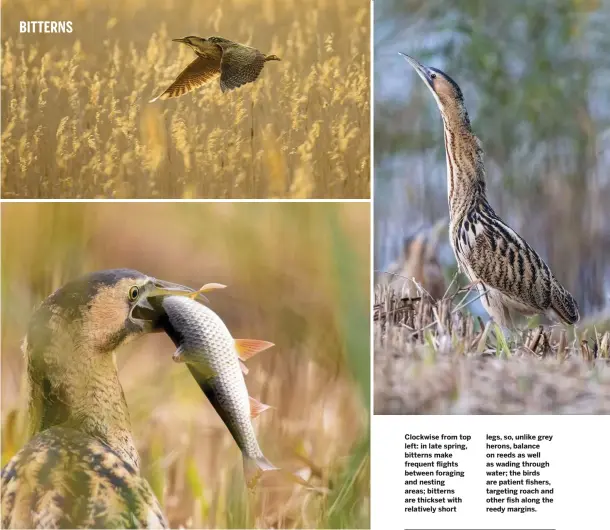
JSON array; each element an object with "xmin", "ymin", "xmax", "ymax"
[{"xmin": 374, "ymin": 283, "xmax": 610, "ymax": 414}]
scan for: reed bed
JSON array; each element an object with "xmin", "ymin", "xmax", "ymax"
[
  {"xmin": 1, "ymin": 0, "xmax": 369, "ymax": 198},
  {"xmin": 374, "ymin": 283, "xmax": 610, "ymax": 415},
  {"xmin": 1, "ymin": 203, "xmax": 370, "ymax": 528}
]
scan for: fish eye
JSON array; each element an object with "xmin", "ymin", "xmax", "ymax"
[{"xmin": 128, "ymin": 286, "xmax": 140, "ymax": 301}]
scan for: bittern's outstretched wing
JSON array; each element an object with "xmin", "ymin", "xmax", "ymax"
[{"xmin": 150, "ymin": 46, "xmax": 222, "ymax": 102}]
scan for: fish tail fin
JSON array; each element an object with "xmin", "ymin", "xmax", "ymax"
[{"xmin": 243, "ymin": 454, "xmax": 279, "ymax": 488}]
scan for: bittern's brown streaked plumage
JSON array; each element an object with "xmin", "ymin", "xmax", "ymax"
[
  {"xmin": 0, "ymin": 269, "xmax": 199, "ymax": 529},
  {"xmin": 400, "ymin": 54, "xmax": 579, "ymax": 328},
  {"xmin": 150, "ymin": 36, "xmax": 281, "ymax": 102}
]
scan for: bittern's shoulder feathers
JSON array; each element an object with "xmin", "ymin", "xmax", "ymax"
[{"xmin": 1, "ymin": 426, "xmax": 167, "ymax": 529}]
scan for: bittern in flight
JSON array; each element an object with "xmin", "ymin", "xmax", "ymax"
[
  {"xmin": 150, "ymin": 36, "xmax": 281, "ymax": 102},
  {"xmin": 400, "ymin": 54, "xmax": 579, "ymax": 328},
  {"xmin": 0, "ymin": 269, "xmax": 200, "ymax": 528}
]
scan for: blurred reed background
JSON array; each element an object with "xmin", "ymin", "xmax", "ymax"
[
  {"xmin": 1, "ymin": 0, "xmax": 369, "ymax": 199},
  {"xmin": 0, "ymin": 202, "xmax": 370, "ymax": 529},
  {"xmin": 375, "ymin": 0, "xmax": 610, "ymax": 319}
]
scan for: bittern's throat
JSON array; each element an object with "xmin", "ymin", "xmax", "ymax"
[{"xmin": 400, "ymin": 53, "xmax": 486, "ymax": 218}]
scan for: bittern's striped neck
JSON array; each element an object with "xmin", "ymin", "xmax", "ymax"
[
  {"xmin": 439, "ymin": 101, "xmax": 488, "ymax": 221},
  {"xmin": 25, "ymin": 328, "xmax": 140, "ymax": 472}
]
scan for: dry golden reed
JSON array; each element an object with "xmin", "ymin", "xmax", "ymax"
[{"xmin": 1, "ymin": 0, "xmax": 370, "ymax": 198}]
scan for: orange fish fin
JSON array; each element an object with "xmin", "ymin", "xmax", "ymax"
[
  {"xmin": 189, "ymin": 282, "xmax": 227, "ymax": 299},
  {"xmin": 249, "ymin": 396, "xmax": 272, "ymax": 418},
  {"xmin": 234, "ymin": 339, "xmax": 275, "ymax": 361},
  {"xmin": 243, "ymin": 455, "xmax": 278, "ymax": 489},
  {"xmin": 240, "ymin": 360, "xmax": 249, "ymax": 375}
]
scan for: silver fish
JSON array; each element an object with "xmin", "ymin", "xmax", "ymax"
[{"xmin": 161, "ymin": 294, "xmax": 277, "ymax": 486}]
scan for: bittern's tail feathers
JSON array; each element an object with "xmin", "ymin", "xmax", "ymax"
[{"xmin": 550, "ymin": 281, "xmax": 580, "ymax": 325}]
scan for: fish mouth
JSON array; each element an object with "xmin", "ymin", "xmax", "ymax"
[
  {"xmin": 130, "ymin": 278, "xmax": 196, "ymax": 328},
  {"xmin": 399, "ymin": 52, "xmax": 435, "ymax": 89}
]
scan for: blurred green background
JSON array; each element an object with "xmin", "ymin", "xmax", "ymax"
[
  {"xmin": 1, "ymin": 202, "xmax": 370, "ymax": 529},
  {"xmin": 375, "ymin": 0, "xmax": 610, "ymax": 317}
]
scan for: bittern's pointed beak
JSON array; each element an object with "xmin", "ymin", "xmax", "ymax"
[
  {"xmin": 399, "ymin": 52, "xmax": 435, "ymax": 89},
  {"xmin": 172, "ymin": 37, "xmax": 188, "ymax": 43},
  {"xmin": 148, "ymin": 278, "xmax": 197, "ymax": 298},
  {"xmin": 130, "ymin": 278, "xmax": 201, "ymax": 329}
]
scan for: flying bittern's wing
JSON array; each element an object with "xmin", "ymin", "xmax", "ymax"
[
  {"xmin": 218, "ymin": 45, "xmax": 266, "ymax": 93},
  {"xmin": 150, "ymin": 50, "xmax": 222, "ymax": 102},
  {"xmin": 1, "ymin": 427, "xmax": 167, "ymax": 529}
]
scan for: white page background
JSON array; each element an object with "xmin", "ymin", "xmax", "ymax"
[{"xmin": 372, "ymin": 415, "xmax": 607, "ymax": 530}]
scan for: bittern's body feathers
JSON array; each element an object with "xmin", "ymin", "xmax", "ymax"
[
  {"xmin": 452, "ymin": 193, "xmax": 579, "ymax": 326},
  {"xmin": 1, "ymin": 427, "xmax": 166, "ymax": 529}
]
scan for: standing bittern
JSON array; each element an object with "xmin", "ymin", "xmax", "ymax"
[
  {"xmin": 401, "ymin": 54, "xmax": 579, "ymax": 328},
  {"xmin": 150, "ymin": 36, "xmax": 280, "ymax": 102},
  {"xmin": 0, "ymin": 269, "xmax": 200, "ymax": 528}
]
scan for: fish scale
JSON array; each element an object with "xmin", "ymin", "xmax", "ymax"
[{"xmin": 160, "ymin": 295, "xmax": 276, "ymax": 484}]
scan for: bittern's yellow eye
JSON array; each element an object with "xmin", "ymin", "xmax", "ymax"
[{"xmin": 128, "ymin": 286, "xmax": 140, "ymax": 301}]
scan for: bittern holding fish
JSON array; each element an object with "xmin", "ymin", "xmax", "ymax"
[
  {"xmin": 1, "ymin": 269, "xmax": 199, "ymax": 528},
  {"xmin": 150, "ymin": 36, "xmax": 281, "ymax": 102},
  {"xmin": 160, "ymin": 292, "xmax": 277, "ymax": 487},
  {"xmin": 400, "ymin": 54, "xmax": 579, "ymax": 328},
  {"xmin": 0, "ymin": 270, "xmax": 279, "ymax": 528}
]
